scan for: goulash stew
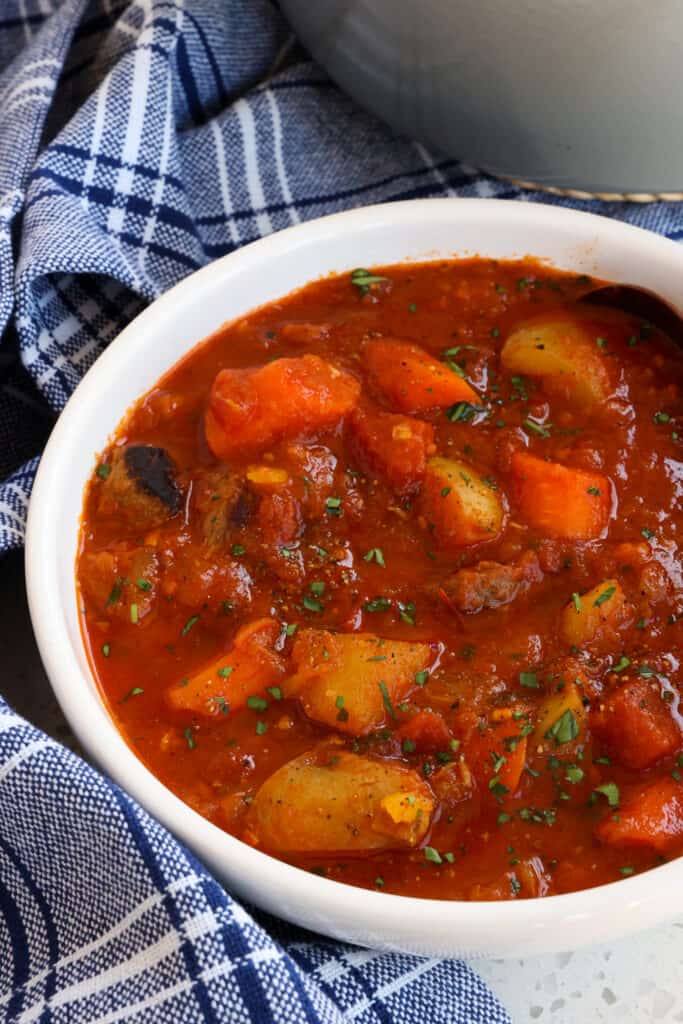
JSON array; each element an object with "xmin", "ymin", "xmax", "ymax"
[{"xmin": 77, "ymin": 259, "xmax": 683, "ymax": 900}]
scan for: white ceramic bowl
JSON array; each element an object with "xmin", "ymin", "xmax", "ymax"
[{"xmin": 26, "ymin": 199, "xmax": 683, "ymax": 958}]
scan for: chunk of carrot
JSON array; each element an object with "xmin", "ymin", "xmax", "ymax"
[
  {"xmin": 166, "ymin": 617, "xmax": 284, "ymax": 716},
  {"xmin": 468, "ymin": 716, "xmax": 528, "ymax": 799},
  {"xmin": 595, "ymin": 777, "xmax": 683, "ymax": 854},
  {"xmin": 592, "ymin": 680, "xmax": 682, "ymax": 770},
  {"xmin": 363, "ymin": 338, "xmax": 478, "ymax": 412},
  {"xmin": 205, "ymin": 355, "xmax": 360, "ymax": 459},
  {"xmin": 395, "ymin": 710, "xmax": 452, "ymax": 753},
  {"xmin": 510, "ymin": 451, "xmax": 611, "ymax": 539},
  {"xmin": 348, "ymin": 405, "xmax": 435, "ymax": 496}
]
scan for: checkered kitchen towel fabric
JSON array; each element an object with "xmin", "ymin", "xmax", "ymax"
[{"xmin": 0, "ymin": 1, "xmax": 681, "ymax": 1021}]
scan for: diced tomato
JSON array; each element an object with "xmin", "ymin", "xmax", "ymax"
[
  {"xmin": 166, "ymin": 617, "xmax": 285, "ymax": 716},
  {"xmin": 592, "ymin": 680, "xmax": 682, "ymax": 770},
  {"xmin": 395, "ymin": 710, "xmax": 452, "ymax": 753},
  {"xmin": 363, "ymin": 338, "xmax": 478, "ymax": 412},
  {"xmin": 468, "ymin": 714, "xmax": 528, "ymax": 798},
  {"xmin": 510, "ymin": 451, "xmax": 611, "ymax": 540},
  {"xmin": 348, "ymin": 405, "xmax": 435, "ymax": 496},
  {"xmin": 205, "ymin": 355, "xmax": 360, "ymax": 459},
  {"xmin": 595, "ymin": 777, "xmax": 683, "ymax": 854}
]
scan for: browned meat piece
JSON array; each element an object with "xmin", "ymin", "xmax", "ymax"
[
  {"xmin": 192, "ymin": 469, "xmax": 253, "ymax": 547},
  {"xmin": 439, "ymin": 550, "xmax": 542, "ymax": 614},
  {"xmin": 97, "ymin": 445, "xmax": 181, "ymax": 530},
  {"xmin": 80, "ymin": 545, "xmax": 160, "ymax": 622}
]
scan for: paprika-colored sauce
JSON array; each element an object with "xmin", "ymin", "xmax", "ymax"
[{"xmin": 77, "ymin": 258, "xmax": 683, "ymax": 900}]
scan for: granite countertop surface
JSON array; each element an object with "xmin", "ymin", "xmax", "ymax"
[{"xmin": 2, "ymin": 546, "xmax": 682, "ymax": 1022}]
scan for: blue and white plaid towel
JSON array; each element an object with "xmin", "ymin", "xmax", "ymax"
[{"xmin": 2, "ymin": 2, "xmax": 683, "ymax": 1021}]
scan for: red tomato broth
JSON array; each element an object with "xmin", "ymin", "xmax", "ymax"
[{"xmin": 77, "ymin": 257, "xmax": 683, "ymax": 901}]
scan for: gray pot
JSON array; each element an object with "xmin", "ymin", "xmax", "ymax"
[{"xmin": 281, "ymin": 0, "xmax": 683, "ymax": 198}]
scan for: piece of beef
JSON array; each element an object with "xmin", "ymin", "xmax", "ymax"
[
  {"xmin": 97, "ymin": 445, "xmax": 181, "ymax": 530},
  {"xmin": 439, "ymin": 550, "xmax": 542, "ymax": 614}
]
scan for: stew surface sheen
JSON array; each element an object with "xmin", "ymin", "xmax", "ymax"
[{"xmin": 78, "ymin": 258, "xmax": 683, "ymax": 902}]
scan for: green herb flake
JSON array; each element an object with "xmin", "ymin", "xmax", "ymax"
[
  {"xmin": 96, "ymin": 463, "xmax": 111, "ymax": 480},
  {"xmin": 350, "ymin": 267, "xmax": 389, "ymax": 297},
  {"xmin": 402, "ymin": 738, "xmax": 416, "ymax": 754},
  {"xmin": 106, "ymin": 578, "xmax": 125, "ymax": 607},
  {"xmin": 612, "ymin": 655, "xmax": 631, "ymax": 673},
  {"xmin": 571, "ymin": 592, "xmax": 582, "ymax": 613},
  {"xmin": 445, "ymin": 401, "xmax": 488, "ymax": 423},
  {"xmin": 424, "ymin": 846, "xmax": 442, "ymax": 864},
  {"xmin": 620, "ymin": 866, "xmax": 635, "ymax": 877},
  {"xmin": 374, "ymin": 876, "xmax": 385, "ymax": 887},
  {"xmin": 247, "ymin": 696, "xmax": 268, "ymax": 712},
  {"xmin": 310, "ymin": 581, "xmax": 326, "ymax": 597},
  {"xmin": 184, "ymin": 727, "xmax": 197, "ymax": 750},
  {"xmin": 653, "ymin": 411, "xmax": 671, "ymax": 424},
  {"xmin": 519, "ymin": 671, "xmax": 539, "ymax": 689},
  {"xmin": 267, "ymin": 686, "xmax": 283, "ymax": 701},
  {"xmin": 594, "ymin": 782, "xmax": 620, "ymax": 807},
  {"xmin": 255, "ymin": 720, "xmax": 268, "ymax": 736},
  {"xmin": 303, "ymin": 595, "xmax": 324, "ymax": 613},
  {"xmin": 523, "ymin": 418, "xmax": 552, "ymax": 438},
  {"xmin": 593, "ymin": 586, "xmax": 616, "ymax": 608},
  {"xmin": 285, "ymin": 623, "xmax": 298, "ymax": 637},
  {"xmin": 102, "ymin": 643, "xmax": 111, "ymax": 658},
  {"xmin": 363, "ymin": 596, "xmax": 391, "ymax": 613},
  {"xmin": 441, "ymin": 486, "xmax": 452, "ymax": 497},
  {"xmin": 181, "ymin": 614, "xmax": 200, "ymax": 636},
  {"xmin": 379, "ymin": 680, "xmax": 397, "ymax": 720},
  {"xmin": 120, "ymin": 686, "xmax": 144, "ymax": 703},
  {"xmin": 641, "ymin": 528, "xmax": 654, "ymax": 540},
  {"xmin": 587, "ymin": 485, "xmax": 601, "ymax": 496},
  {"xmin": 548, "ymin": 709, "xmax": 579, "ymax": 746},
  {"xmin": 415, "ymin": 669, "xmax": 429, "ymax": 686},
  {"xmin": 217, "ymin": 666, "xmax": 234, "ymax": 679},
  {"xmin": 325, "ymin": 496, "xmax": 342, "ymax": 516},
  {"xmin": 398, "ymin": 601, "xmax": 416, "ymax": 626},
  {"xmin": 565, "ymin": 765, "xmax": 584, "ymax": 784},
  {"xmin": 363, "ymin": 547, "xmax": 385, "ymax": 566}
]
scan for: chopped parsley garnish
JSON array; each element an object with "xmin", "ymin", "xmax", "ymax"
[
  {"xmin": 217, "ymin": 666, "xmax": 234, "ymax": 678},
  {"xmin": 593, "ymin": 586, "xmax": 615, "ymax": 607},
  {"xmin": 335, "ymin": 695, "xmax": 349, "ymax": 722},
  {"xmin": 284, "ymin": 623, "xmax": 298, "ymax": 637},
  {"xmin": 547, "ymin": 709, "xmax": 579, "ymax": 745},
  {"xmin": 572, "ymin": 592, "xmax": 582, "ymax": 613},
  {"xmin": 497, "ymin": 812, "xmax": 511, "ymax": 825},
  {"xmin": 398, "ymin": 601, "xmax": 416, "ymax": 626},
  {"xmin": 653, "ymin": 411, "xmax": 671, "ymax": 424},
  {"xmin": 441, "ymin": 486, "xmax": 452, "ymax": 497},
  {"xmin": 211, "ymin": 696, "xmax": 230, "ymax": 715},
  {"xmin": 523, "ymin": 419, "xmax": 552, "ymax": 438},
  {"xmin": 587, "ymin": 486, "xmax": 601, "ymax": 496},
  {"xmin": 96, "ymin": 463, "xmax": 111, "ymax": 480},
  {"xmin": 136, "ymin": 578, "xmax": 152, "ymax": 591},
  {"xmin": 181, "ymin": 614, "xmax": 200, "ymax": 636},
  {"xmin": 102, "ymin": 643, "xmax": 110, "ymax": 658},
  {"xmin": 619, "ymin": 866, "xmax": 635, "ymax": 877},
  {"xmin": 415, "ymin": 670, "xmax": 429, "ymax": 686},
  {"xmin": 106, "ymin": 578, "xmax": 125, "ymax": 607},
  {"xmin": 350, "ymin": 268, "xmax": 389, "ymax": 296},
  {"xmin": 374, "ymin": 876, "xmax": 385, "ymax": 887},
  {"xmin": 446, "ymin": 401, "xmax": 488, "ymax": 423},
  {"xmin": 231, "ymin": 543, "xmax": 246, "ymax": 556},
  {"xmin": 408, "ymin": 303, "xmax": 417, "ymax": 313},
  {"xmin": 184, "ymin": 727, "xmax": 196, "ymax": 750},
  {"xmin": 363, "ymin": 596, "xmax": 391, "ymax": 613},
  {"xmin": 379, "ymin": 680, "xmax": 396, "ymax": 720},
  {"xmin": 267, "ymin": 686, "xmax": 283, "ymax": 701},
  {"xmin": 636, "ymin": 665, "xmax": 655, "ymax": 677},
  {"xmin": 255, "ymin": 720, "xmax": 268, "ymax": 736},
  {"xmin": 519, "ymin": 671, "xmax": 539, "ymax": 689},
  {"xmin": 310, "ymin": 581, "xmax": 326, "ymax": 596},
  {"xmin": 363, "ymin": 547, "xmax": 385, "ymax": 566},
  {"xmin": 612, "ymin": 655, "xmax": 630, "ymax": 673},
  {"xmin": 325, "ymin": 496, "xmax": 342, "ymax": 516},
  {"xmin": 641, "ymin": 528, "xmax": 654, "ymax": 540},
  {"xmin": 565, "ymin": 765, "xmax": 584, "ymax": 784},
  {"xmin": 247, "ymin": 696, "xmax": 268, "ymax": 711},
  {"xmin": 120, "ymin": 686, "xmax": 144, "ymax": 702},
  {"xmin": 303, "ymin": 594, "xmax": 324, "ymax": 613},
  {"xmin": 424, "ymin": 846, "xmax": 442, "ymax": 864},
  {"xmin": 402, "ymin": 738, "xmax": 416, "ymax": 753},
  {"xmin": 594, "ymin": 782, "xmax": 620, "ymax": 807}
]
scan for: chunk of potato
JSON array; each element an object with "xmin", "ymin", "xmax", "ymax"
[
  {"xmin": 205, "ymin": 355, "xmax": 360, "ymax": 459},
  {"xmin": 560, "ymin": 579, "xmax": 629, "ymax": 648},
  {"xmin": 532, "ymin": 680, "xmax": 587, "ymax": 752},
  {"xmin": 166, "ymin": 618, "xmax": 284, "ymax": 716},
  {"xmin": 246, "ymin": 746, "xmax": 434, "ymax": 853},
  {"xmin": 511, "ymin": 451, "xmax": 611, "ymax": 540},
  {"xmin": 421, "ymin": 456, "xmax": 504, "ymax": 547},
  {"xmin": 363, "ymin": 338, "xmax": 478, "ymax": 412},
  {"xmin": 501, "ymin": 320, "xmax": 611, "ymax": 407},
  {"xmin": 286, "ymin": 630, "xmax": 432, "ymax": 735}
]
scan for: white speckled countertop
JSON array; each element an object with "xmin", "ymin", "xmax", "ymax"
[{"xmin": 2, "ymin": 548, "xmax": 682, "ymax": 1022}]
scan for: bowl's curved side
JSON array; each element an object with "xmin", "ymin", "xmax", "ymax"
[{"xmin": 25, "ymin": 199, "xmax": 683, "ymax": 957}]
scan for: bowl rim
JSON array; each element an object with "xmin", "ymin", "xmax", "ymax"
[{"xmin": 25, "ymin": 198, "xmax": 683, "ymax": 957}]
